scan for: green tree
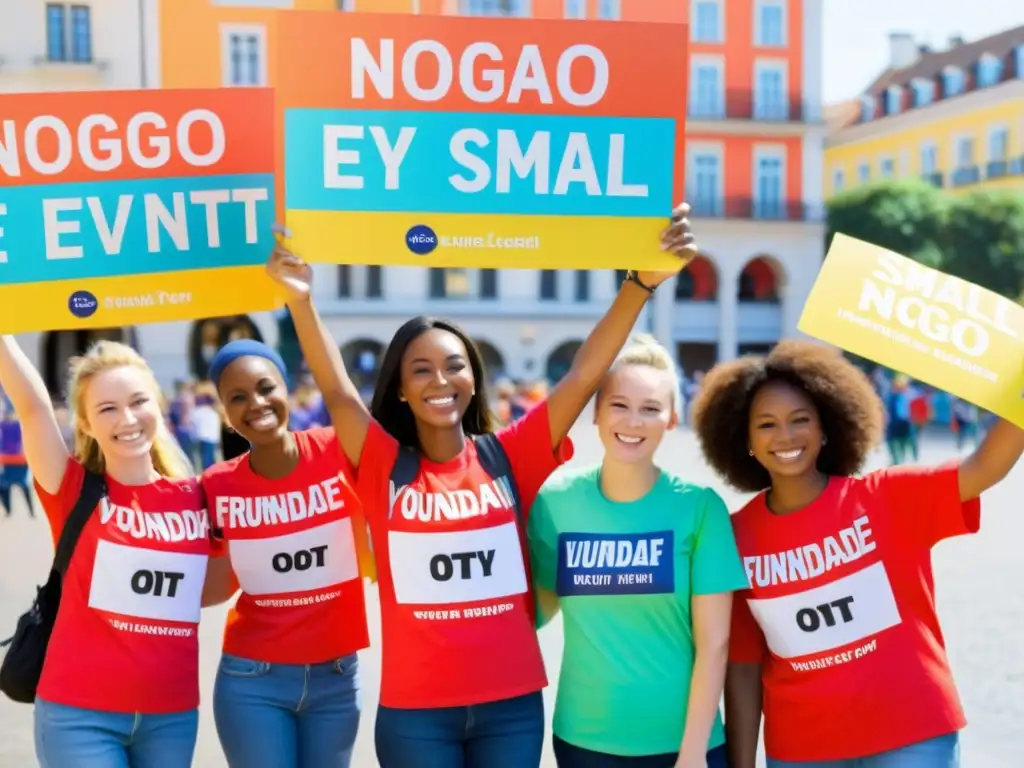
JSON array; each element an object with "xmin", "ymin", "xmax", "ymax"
[
  {"xmin": 941, "ymin": 190, "xmax": 1024, "ymax": 300},
  {"xmin": 826, "ymin": 178, "xmax": 947, "ymax": 268}
]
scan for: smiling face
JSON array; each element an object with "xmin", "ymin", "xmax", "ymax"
[
  {"xmin": 399, "ymin": 328, "xmax": 475, "ymax": 430},
  {"xmin": 80, "ymin": 365, "xmax": 162, "ymax": 464},
  {"xmin": 748, "ymin": 379, "xmax": 824, "ymax": 481},
  {"xmin": 217, "ymin": 356, "xmax": 290, "ymax": 447},
  {"xmin": 596, "ymin": 364, "xmax": 677, "ymax": 464}
]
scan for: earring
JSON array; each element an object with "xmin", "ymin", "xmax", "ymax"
[
  {"xmin": 398, "ymin": 394, "xmax": 407, "ymax": 403},
  {"xmin": 822, "ymin": 436, "xmax": 828, "ymax": 446},
  {"xmin": 748, "ymin": 449, "xmax": 754, "ymax": 456}
]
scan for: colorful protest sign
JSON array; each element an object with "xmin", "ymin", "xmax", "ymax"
[
  {"xmin": 275, "ymin": 11, "xmax": 687, "ymax": 270},
  {"xmin": 0, "ymin": 88, "xmax": 278, "ymax": 334},
  {"xmin": 799, "ymin": 234, "xmax": 1024, "ymax": 427}
]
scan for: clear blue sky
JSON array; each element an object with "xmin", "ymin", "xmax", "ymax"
[{"xmin": 824, "ymin": 0, "xmax": 1021, "ymax": 103}]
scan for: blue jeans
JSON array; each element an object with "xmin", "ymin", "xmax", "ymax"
[
  {"xmin": 766, "ymin": 732, "xmax": 959, "ymax": 768},
  {"xmin": 1, "ymin": 464, "xmax": 31, "ymax": 516},
  {"xmin": 553, "ymin": 735, "xmax": 729, "ymax": 767},
  {"xmin": 375, "ymin": 691, "xmax": 544, "ymax": 768},
  {"xmin": 213, "ymin": 652, "xmax": 361, "ymax": 768},
  {"xmin": 34, "ymin": 697, "xmax": 198, "ymax": 768}
]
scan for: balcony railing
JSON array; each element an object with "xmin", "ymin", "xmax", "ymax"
[
  {"xmin": 987, "ymin": 159, "xmax": 1008, "ymax": 179},
  {"xmin": 688, "ymin": 90, "xmax": 813, "ymax": 122},
  {"xmin": 689, "ymin": 196, "xmax": 824, "ymax": 222},
  {"xmin": 951, "ymin": 165, "xmax": 981, "ymax": 187}
]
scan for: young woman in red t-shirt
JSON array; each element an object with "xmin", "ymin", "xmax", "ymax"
[
  {"xmin": 691, "ymin": 341, "xmax": 1024, "ymax": 768},
  {"xmin": 199, "ymin": 339, "xmax": 374, "ymax": 768},
  {"xmin": 0, "ymin": 336, "xmax": 208, "ymax": 768},
  {"xmin": 263, "ymin": 205, "xmax": 697, "ymax": 768}
]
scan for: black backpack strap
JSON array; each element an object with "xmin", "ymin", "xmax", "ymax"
[
  {"xmin": 388, "ymin": 447, "xmax": 421, "ymax": 520},
  {"xmin": 473, "ymin": 433, "xmax": 521, "ymax": 527},
  {"xmin": 53, "ymin": 470, "xmax": 106, "ymax": 577}
]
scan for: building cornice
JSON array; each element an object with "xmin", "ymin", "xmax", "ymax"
[{"xmin": 827, "ymin": 78, "xmax": 1024, "ymax": 148}]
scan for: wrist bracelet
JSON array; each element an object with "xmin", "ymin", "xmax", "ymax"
[{"xmin": 625, "ymin": 270, "xmax": 655, "ymax": 295}]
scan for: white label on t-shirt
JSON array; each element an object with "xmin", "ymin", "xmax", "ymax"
[
  {"xmin": 746, "ymin": 561, "xmax": 902, "ymax": 659},
  {"xmin": 388, "ymin": 522, "xmax": 527, "ymax": 605},
  {"xmin": 228, "ymin": 518, "xmax": 359, "ymax": 596},
  {"xmin": 88, "ymin": 540, "xmax": 208, "ymax": 623}
]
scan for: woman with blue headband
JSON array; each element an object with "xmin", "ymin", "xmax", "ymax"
[{"xmin": 200, "ymin": 339, "xmax": 375, "ymax": 768}]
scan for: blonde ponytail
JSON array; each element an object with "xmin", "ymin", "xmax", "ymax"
[{"xmin": 68, "ymin": 341, "xmax": 192, "ymax": 479}]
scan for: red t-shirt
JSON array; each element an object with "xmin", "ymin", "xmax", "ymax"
[
  {"xmin": 202, "ymin": 427, "xmax": 373, "ymax": 664},
  {"xmin": 729, "ymin": 463, "xmax": 979, "ymax": 761},
  {"xmin": 35, "ymin": 458, "xmax": 211, "ymax": 713},
  {"xmin": 357, "ymin": 402, "xmax": 572, "ymax": 708}
]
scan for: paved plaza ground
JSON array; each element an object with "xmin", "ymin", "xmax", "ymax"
[{"xmin": 1, "ymin": 425, "xmax": 1021, "ymax": 767}]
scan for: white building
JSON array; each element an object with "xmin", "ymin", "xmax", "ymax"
[{"xmin": 0, "ymin": 0, "xmax": 160, "ymax": 94}]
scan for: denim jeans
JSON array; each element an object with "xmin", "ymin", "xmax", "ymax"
[
  {"xmin": 213, "ymin": 652, "xmax": 361, "ymax": 768},
  {"xmin": 34, "ymin": 697, "xmax": 198, "ymax": 768},
  {"xmin": 553, "ymin": 736, "xmax": 729, "ymax": 767},
  {"xmin": 1, "ymin": 464, "xmax": 32, "ymax": 516},
  {"xmin": 375, "ymin": 691, "xmax": 545, "ymax": 768},
  {"xmin": 766, "ymin": 732, "xmax": 959, "ymax": 768}
]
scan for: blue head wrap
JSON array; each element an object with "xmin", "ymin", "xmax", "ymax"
[{"xmin": 208, "ymin": 339, "xmax": 288, "ymax": 388}]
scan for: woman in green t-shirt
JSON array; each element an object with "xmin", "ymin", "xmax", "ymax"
[{"xmin": 528, "ymin": 336, "xmax": 749, "ymax": 768}]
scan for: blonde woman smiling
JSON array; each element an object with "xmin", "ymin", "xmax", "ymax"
[
  {"xmin": 529, "ymin": 337, "xmax": 747, "ymax": 768},
  {"xmin": 0, "ymin": 337, "xmax": 211, "ymax": 768}
]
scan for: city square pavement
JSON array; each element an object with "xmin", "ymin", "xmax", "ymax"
[{"xmin": 1, "ymin": 423, "xmax": 1021, "ymax": 767}]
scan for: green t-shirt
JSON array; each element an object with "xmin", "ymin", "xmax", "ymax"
[{"xmin": 528, "ymin": 466, "xmax": 748, "ymax": 757}]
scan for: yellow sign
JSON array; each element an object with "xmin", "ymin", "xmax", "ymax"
[{"xmin": 798, "ymin": 234, "xmax": 1024, "ymax": 427}]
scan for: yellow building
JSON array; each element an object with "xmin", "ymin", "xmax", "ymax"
[{"xmin": 826, "ymin": 26, "xmax": 1024, "ymax": 198}]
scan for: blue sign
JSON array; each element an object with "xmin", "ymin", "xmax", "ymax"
[
  {"xmin": 556, "ymin": 531, "xmax": 675, "ymax": 597},
  {"xmin": 284, "ymin": 109, "xmax": 674, "ymax": 218}
]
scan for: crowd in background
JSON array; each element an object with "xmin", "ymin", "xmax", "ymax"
[{"xmin": 0, "ymin": 355, "xmax": 998, "ymax": 518}]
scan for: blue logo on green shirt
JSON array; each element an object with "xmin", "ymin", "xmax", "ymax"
[{"xmin": 556, "ymin": 531, "xmax": 674, "ymax": 596}]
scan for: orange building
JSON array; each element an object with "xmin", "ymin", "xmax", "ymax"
[{"xmin": 155, "ymin": 0, "xmax": 824, "ymax": 380}]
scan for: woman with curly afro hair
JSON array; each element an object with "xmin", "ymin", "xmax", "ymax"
[{"xmin": 691, "ymin": 340, "xmax": 1024, "ymax": 768}]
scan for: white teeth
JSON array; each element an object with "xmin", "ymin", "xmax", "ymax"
[
  {"xmin": 615, "ymin": 434, "xmax": 643, "ymax": 444},
  {"xmin": 115, "ymin": 431, "xmax": 142, "ymax": 442},
  {"xmin": 774, "ymin": 449, "xmax": 803, "ymax": 460},
  {"xmin": 427, "ymin": 396, "xmax": 455, "ymax": 406},
  {"xmin": 248, "ymin": 410, "xmax": 277, "ymax": 429}
]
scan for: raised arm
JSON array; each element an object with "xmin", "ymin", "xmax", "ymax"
[
  {"xmin": 265, "ymin": 231, "xmax": 370, "ymax": 467},
  {"xmin": 545, "ymin": 203, "xmax": 698, "ymax": 448},
  {"xmin": 958, "ymin": 418, "xmax": 1024, "ymax": 501},
  {"xmin": 0, "ymin": 336, "xmax": 70, "ymax": 494}
]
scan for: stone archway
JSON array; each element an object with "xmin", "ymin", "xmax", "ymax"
[
  {"xmin": 738, "ymin": 255, "xmax": 787, "ymax": 303},
  {"xmin": 675, "ymin": 253, "xmax": 719, "ymax": 301},
  {"xmin": 340, "ymin": 338, "xmax": 385, "ymax": 392},
  {"xmin": 189, "ymin": 315, "xmax": 263, "ymax": 381},
  {"xmin": 545, "ymin": 340, "xmax": 582, "ymax": 383},
  {"xmin": 43, "ymin": 328, "xmax": 139, "ymax": 399},
  {"xmin": 473, "ymin": 338, "xmax": 506, "ymax": 382}
]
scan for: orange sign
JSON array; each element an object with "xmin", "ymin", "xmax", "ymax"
[{"xmin": 274, "ymin": 11, "xmax": 688, "ymax": 270}]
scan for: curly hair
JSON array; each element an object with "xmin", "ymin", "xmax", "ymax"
[{"xmin": 691, "ymin": 340, "xmax": 884, "ymax": 493}]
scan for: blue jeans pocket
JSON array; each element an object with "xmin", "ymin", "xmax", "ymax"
[
  {"xmin": 332, "ymin": 653, "xmax": 359, "ymax": 677},
  {"xmin": 218, "ymin": 654, "xmax": 271, "ymax": 678}
]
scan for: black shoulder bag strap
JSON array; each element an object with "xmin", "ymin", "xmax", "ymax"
[
  {"xmin": 473, "ymin": 433, "xmax": 522, "ymax": 527},
  {"xmin": 53, "ymin": 471, "xmax": 107, "ymax": 578},
  {"xmin": 389, "ymin": 447, "xmax": 421, "ymax": 520}
]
